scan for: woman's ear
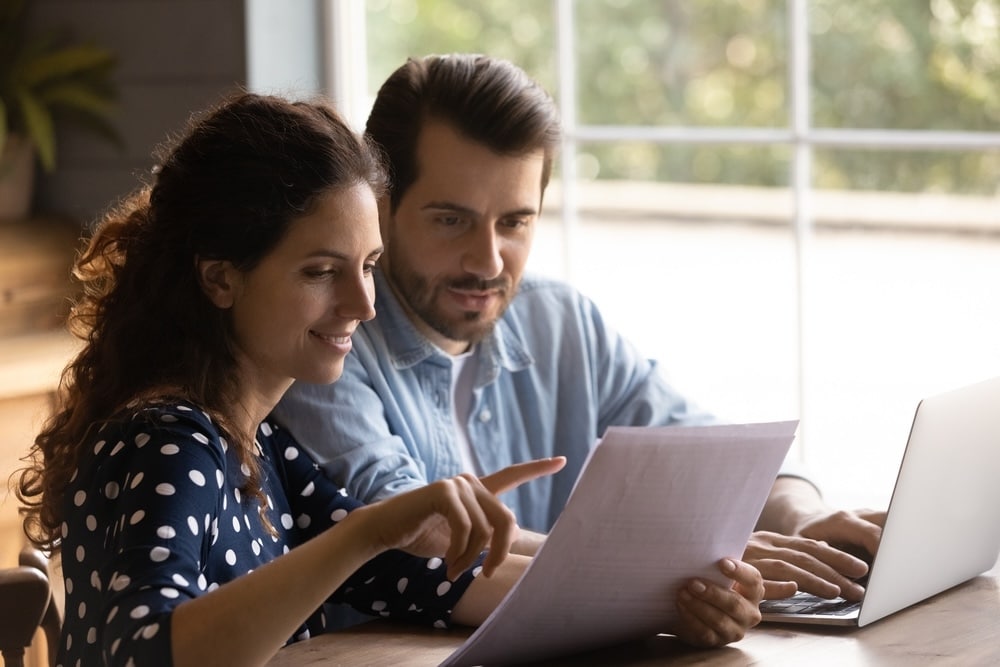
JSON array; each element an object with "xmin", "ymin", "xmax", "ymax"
[{"xmin": 196, "ymin": 257, "xmax": 241, "ymax": 309}]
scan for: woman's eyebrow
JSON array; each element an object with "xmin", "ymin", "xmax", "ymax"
[{"xmin": 304, "ymin": 245, "xmax": 384, "ymax": 260}]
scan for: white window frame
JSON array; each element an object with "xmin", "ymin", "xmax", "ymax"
[{"xmin": 320, "ymin": 0, "xmax": 1000, "ymax": 464}]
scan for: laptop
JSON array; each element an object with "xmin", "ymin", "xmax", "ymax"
[{"xmin": 760, "ymin": 376, "xmax": 1000, "ymax": 627}]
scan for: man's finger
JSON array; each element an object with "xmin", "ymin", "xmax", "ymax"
[
  {"xmin": 480, "ymin": 457, "xmax": 566, "ymax": 495},
  {"xmin": 762, "ymin": 579, "xmax": 798, "ymax": 600},
  {"xmin": 802, "ymin": 514, "xmax": 882, "ymax": 558}
]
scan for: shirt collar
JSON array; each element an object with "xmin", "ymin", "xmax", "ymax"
[{"xmin": 371, "ymin": 267, "xmax": 534, "ymax": 380}]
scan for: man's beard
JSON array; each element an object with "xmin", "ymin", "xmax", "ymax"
[{"xmin": 384, "ymin": 248, "xmax": 514, "ymax": 345}]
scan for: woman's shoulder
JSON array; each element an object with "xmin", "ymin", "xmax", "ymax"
[
  {"xmin": 125, "ymin": 398, "xmax": 215, "ymax": 428},
  {"xmin": 72, "ymin": 400, "xmax": 231, "ymax": 503},
  {"xmin": 98, "ymin": 398, "xmax": 226, "ymax": 454}
]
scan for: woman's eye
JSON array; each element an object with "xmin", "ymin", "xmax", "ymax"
[{"xmin": 304, "ymin": 268, "xmax": 336, "ymax": 279}]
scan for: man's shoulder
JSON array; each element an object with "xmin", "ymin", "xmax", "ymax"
[
  {"xmin": 508, "ymin": 273, "xmax": 587, "ymax": 314},
  {"xmin": 496, "ymin": 274, "xmax": 604, "ymax": 353},
  {"xmin": 516, "ymin": 272, "xmax": 575, "ymax": 293}
]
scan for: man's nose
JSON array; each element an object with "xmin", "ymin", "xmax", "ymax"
[{"xmin": 461, "ymin": 225, "xmax": 503, "ymax": 279}]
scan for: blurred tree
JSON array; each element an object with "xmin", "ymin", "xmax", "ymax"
[
  {"xmin": 365, "ymin": 0, "xmax": 556, "ymax": 94},
  {"xmin": 365, "ymin": 0, "xmax": 999, "ymax": 195}
]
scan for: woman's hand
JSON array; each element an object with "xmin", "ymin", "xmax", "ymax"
[
  {"xmin": 352, "ymin": 457, "xmax": 566, "ymax": 580},
  {"xmin": 673, "ymin": 558, "xmax": 764, "ymax": 648}
]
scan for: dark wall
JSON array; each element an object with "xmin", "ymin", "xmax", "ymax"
[{"xmin": 28, "ymin": 0, "xmax": 248, "ymax": 226}]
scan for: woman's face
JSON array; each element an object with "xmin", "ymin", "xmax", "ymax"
[{"xmin": 227, "ymin": 183, "xmax": 383, "ymax": 403}]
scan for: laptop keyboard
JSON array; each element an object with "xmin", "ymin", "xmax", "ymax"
[{"xmin": 760, "ymin": 593, "xmax": 861, "ymax": 616}]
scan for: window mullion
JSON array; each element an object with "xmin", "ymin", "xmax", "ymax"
[
  {"xmin": 790, "ymin": 0, "xmax": 813, "ymax": 464},
  {"xmin": 555, "ymin": 0, "xmax": 580, "ymax": 283}
]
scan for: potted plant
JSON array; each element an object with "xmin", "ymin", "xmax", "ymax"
[{"xmin": 0, "ymin": 0, "xmax": 119, "ymax": 221}]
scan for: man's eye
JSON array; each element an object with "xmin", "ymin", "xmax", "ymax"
[
  {"xmin": 304, "ymin": 268, "xmax": 336, "ymax": 279},
  {"xmin": 501, "ymin": 217, "xmax": 529, "ymax": 229}
]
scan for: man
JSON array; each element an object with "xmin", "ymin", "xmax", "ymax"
[{"xmin": 275, "ymin": 53, "xmax": 884, "ymax": 602}]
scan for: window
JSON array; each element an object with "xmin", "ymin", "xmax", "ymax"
[{"xmin": 321, "ymin": 0, "xmax": 1000, "ymax": 508}]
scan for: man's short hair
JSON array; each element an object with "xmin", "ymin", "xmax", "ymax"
[{"xmin": 365, "ymin": 54, "xmax": 561, "ymax": 211}]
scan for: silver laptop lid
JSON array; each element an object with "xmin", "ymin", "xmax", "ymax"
[{"xmin": 858, "ymin": 376, "xmax": 1000, "ymax": 626}]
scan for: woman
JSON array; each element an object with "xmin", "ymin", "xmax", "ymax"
[{"xmin": 17, "ymin": 93, "xmax": 761, "ymax": 667}]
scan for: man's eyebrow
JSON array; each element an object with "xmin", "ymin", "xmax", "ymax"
[
  {"xmin": 422, "ymin": 201, "xmax": 538, "ymax": 217},
  {"xmin": 422, "ymin": 201, "xmax": 478, "ymax": 216}
]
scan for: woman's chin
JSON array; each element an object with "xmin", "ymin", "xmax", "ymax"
[{"xmin": 298, "ymin": 365, "xmax": 345, "ymax": 386}]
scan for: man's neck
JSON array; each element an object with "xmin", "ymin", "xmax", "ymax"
[{"xmin": 381, "ymin": 267, "xmax": 472, "ymax": 356}]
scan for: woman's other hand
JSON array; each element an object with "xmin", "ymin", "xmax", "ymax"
[{"xmin": 673, "ymin": 558, "xmax": 765, "ymax": 648}]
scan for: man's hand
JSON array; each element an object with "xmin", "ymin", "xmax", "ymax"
[
  {"xmin": 753, "ymin": 474, "xmax": 887, "ymax": 600},
  {"xmin": 745, "ymin": 530, "xmax": 869, "ymax": 600},
  {"xmin": 797, "ymin": 507, "xmax": 885, "ymax": 557}
]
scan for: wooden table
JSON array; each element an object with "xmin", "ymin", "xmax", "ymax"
[{"xmin": 268, "ymin": 557, "xmax": 1000, "ymax": 666}]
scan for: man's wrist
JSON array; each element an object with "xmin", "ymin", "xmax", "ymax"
[{"xmin": 761, "ymin": 476, "xmax": 828, "ymax": 535}]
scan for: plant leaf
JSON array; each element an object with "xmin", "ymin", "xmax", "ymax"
[
  {"xmin": 38, "ymin": 81, "xmax": 116, "ymax": 118},
  {"xmin": 20, "ymin": 46, "xmax": 116, "ymax": 87},
  {"xmin": 15, "ymin": 89, "xmax": 56, "ymax": 172},
  {"xmin": 0, "ymin": 7, "xmax": 120, "ymax": 171}
]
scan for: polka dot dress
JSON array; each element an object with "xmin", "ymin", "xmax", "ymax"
[{"xmin": 58, "ymin": 402, "xmax": 482, "ymax": 667}]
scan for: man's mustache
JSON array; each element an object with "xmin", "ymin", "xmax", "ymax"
[{"xmin": 447, "ymin": 277, "xmax": 510, "ymax": 292}]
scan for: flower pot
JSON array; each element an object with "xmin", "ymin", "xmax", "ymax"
[{"xmin": 0, "ymin": 135, "xmax": 36, "ymax": 222}]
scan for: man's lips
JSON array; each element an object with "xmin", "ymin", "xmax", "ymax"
[
  {"xmin": 447, "ymin": 288, "xmax": 499, "ymax": 310},
  {"xmin": 445, "ymin": 277, "xmax": 509, "ymax": 311}
]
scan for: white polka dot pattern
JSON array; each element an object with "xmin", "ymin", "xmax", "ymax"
[{"xmin": 58, "ymin": 402, "xmax": 481, "ymax": 666}]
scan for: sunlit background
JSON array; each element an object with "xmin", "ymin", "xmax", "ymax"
[
  {"xmin": 13, "ymin": 0, "xmax": 998, "ymax": 515},
  {"xmin": 339, "ymin": 0, "xmax": 1000, "ymax": 509}
]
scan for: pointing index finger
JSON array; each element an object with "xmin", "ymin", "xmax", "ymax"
[{"xmin": 479, "ymin": 457, "xmax": 567, "ymax": 496}]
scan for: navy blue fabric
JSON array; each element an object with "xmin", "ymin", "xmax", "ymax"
[{"xmin": 59, "ymin": 401, "xmax": 481, "ymax": 666}]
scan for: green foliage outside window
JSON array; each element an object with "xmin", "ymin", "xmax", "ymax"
[{"xmin": 366, "ymin": 0, "xmax": 999, "ymax": 195}]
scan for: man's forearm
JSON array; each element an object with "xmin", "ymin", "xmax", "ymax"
[{"xmin": 756, "ymin": 475, "xmax": 827, "ymax": 536}]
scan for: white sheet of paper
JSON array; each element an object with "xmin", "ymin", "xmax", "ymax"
[{"xmin": 439, "ymin": 420, "xmax": 798, "ymax": 667}]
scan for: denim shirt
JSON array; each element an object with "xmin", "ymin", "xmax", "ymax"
[{"xmin": 274, "ymin": 269, "xmax": 716, "ymax": 533}]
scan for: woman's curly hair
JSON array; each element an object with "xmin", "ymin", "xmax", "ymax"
[{"xmin": 16, "ymin": 92, "xmax": 386, "ymax": 553}]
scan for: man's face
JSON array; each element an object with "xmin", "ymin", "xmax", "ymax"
[{"xmin": 380, "ymin": 121, "xmax": 545, "ymax": 355}]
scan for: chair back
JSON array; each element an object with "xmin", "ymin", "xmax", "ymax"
[{"xmin": 0, "ymin": 546, "xmax": 61, "ymax": 667}]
